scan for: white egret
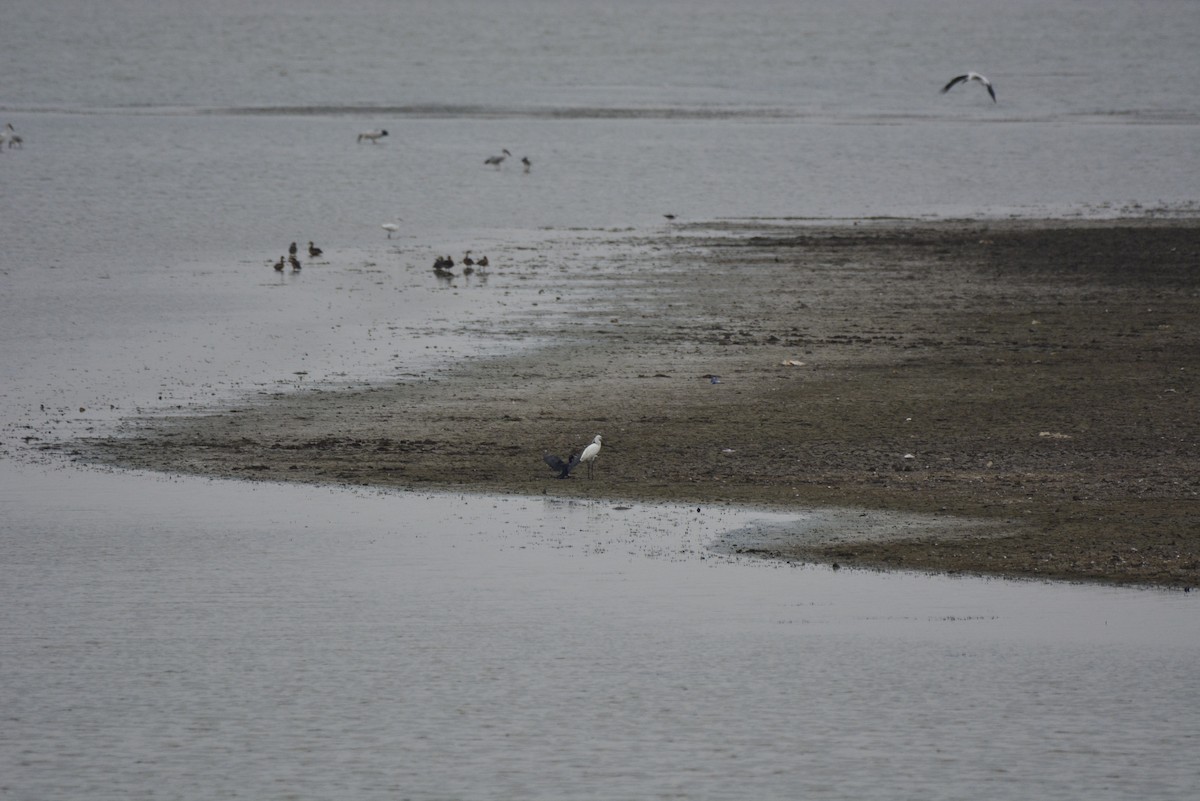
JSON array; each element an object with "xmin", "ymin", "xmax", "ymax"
[
  {"xmin": 941, "ymin": 71, "xmax": 996, "ymax": 102},
  {"xmin": 578, "ymin": 435, "xmax": 602, "ymax": 479},
  {"xmin": 381, "ymin": 220, "xmax": 402, "ymax": 238}
]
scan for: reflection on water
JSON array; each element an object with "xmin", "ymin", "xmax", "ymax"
[{"xmin": 2, "ymin": 461, "xmax": 1197, "ymax": 800}]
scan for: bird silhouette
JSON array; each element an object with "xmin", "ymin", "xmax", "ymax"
[
  {"xmin": 357, "ymin": 129, "xmax": 388, "ymax": 143},
  {"xmin": 485, "ymin": 149, "xmax": 511, "ymax": 168},
  {"xmin": 941, "ymin": 71, "xmax": 996, "ymax": 102},
  {"xmin": 543, "ymin": 452, "xmax": 580, "ymax": 479}
]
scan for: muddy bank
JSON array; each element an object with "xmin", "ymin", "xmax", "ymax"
[{"xmin": 71, "ymin": 219, "xmax": 1199, "ymax": 587}]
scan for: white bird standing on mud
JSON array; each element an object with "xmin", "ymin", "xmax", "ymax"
[
  {"xmin": 579, "ymin": 435, "xmax": 602, "ymax": 479},
  {"xmin": 941, "ymin": 71, "xmax": 996, "ymax": 102},
  {"xmin": 381, "ymin": 219, "xmax": 402, "ymax": 238}
]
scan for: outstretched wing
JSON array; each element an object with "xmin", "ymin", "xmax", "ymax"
[
  {"xmin": 941, "ymin": 74, "xmax": 968, "ymax": 93},
  {"xmin": 544, "ymin": 453, "xmax": 578, "ymax": 478}
]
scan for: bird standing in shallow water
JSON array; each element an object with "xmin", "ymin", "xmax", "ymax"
[
  {"xmin": 579, "ymin": 435, "xmax": 602, "ymax": 479},
  {"xmin": 289, "ymin": 254, "xmax": 301, "ymax": 271},
  {"xmin": 382, "ymin": 220, "xmax": 401, "ymax": 239},
  {"xmin": 941, "ymin": 71, "xmax": 996, "ymax": 102},
  {"xmin": 357, "ymin": 129, "xmax": 388, "ymax": 143},
  {"xmin": 308, "ymin": 241, "xmax": 323, "ymax": 258},
  {"xmin": 289, "ymin": 242, "xmax": 298, "ymax": 257},
  {"xmin": 2, "ymin": 123, "xmax": 22, "ymax": 148},
  {"xmin": 521, "ymin": 156, "xmax": 532, "ymax": 173},
  {"xmin": 485, "ymin": 149, "xmax": 511, "ymax": 168},
  {"xmin": 273, "ymin": 256, "xmax": 286, "ymax": 272}
]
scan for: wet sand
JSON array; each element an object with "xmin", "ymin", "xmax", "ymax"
[{"xmin": 71, "ymin": 219, "xmax": 1199, "ymax": 587}]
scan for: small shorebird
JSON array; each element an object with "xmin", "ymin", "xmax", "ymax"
[
  {"xmin": 941, "ymin": 71, "xmax": 996, "ymax": 102},
  {"xmin": 521, "ymin": 156, "xmax": 532, "ymax": 173},
  {"xmin": 289, "ymin": 254, "xmax": 301, "ymax": 271},
  {"xmin": 308, "ymin": 241, "xmax": 323, "ymax": 258},
  {"xmin": 381, "ymin": 220, "xmax": 401, "ymax": 239},
  {"xmin": 462, "ymin": 251, "xmax": 474, "ymax": 266},
  {"xmin": 579, "ymin": 435, "xmax": 603, "ymax": 479},
  {"xmin": 273, "ymin": 256, "xmax": 286, "ymax": 272},
  {"xmin": 2, "ymin": 123, "xmax": 22, "ymax": 148},
  {"xmin": 357, "ymin": 129, "xmax": 389, "ymax": 143},
  {"xmin": 485, "ymin": 149, "xmax": 511, "ymax": 168},
  {"xmin": 288, "ymin": 242, "xmax": 298, "ymax": 257}
]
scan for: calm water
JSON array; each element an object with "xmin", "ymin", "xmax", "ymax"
[{"xmin": 2, "ymin": 1, "xmax": 1199, "ymax": 798}]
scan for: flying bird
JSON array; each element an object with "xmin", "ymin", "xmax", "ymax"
[
  {"xmin": 578, "ymin": 435, "xmax": 602, "ymax": 479},
  {"xmin": 357, "ymin": 129, "xmax": 389, "ymax": 143},
  {"xmin": 485, "ymin": 149, "xmax": 512, "ymax": 168},
  {"xmin": 543, "ymin": 452, "xmax": 580, "ymax": 479},
  {"xmin": 941, "ymin": 71, "xmax": 996, "ymax": 102}
]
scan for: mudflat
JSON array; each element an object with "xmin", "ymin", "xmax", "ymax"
[{"xmin": 75, "ymin": 219, "xmax": 1199, "ymax": 587}]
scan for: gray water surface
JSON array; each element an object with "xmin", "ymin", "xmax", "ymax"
[{"xmin": 2, "ymin": 1, "xmax": 1199, "ymax": 798}]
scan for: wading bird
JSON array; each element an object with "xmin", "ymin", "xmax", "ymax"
[
  {"xmin": 578, "ymin": 435, "xmax": 602, "ymax": 479},
  {"xmin": 308, "ymin": 241, "xmax": 323, "ymax": 258},
  {"xmin": 2, "ymin": 123, "xmax": 22, "ymax": 148},
  {"xmin": 381, "ymin": 220, "xmax": 401, "ymax": 239},
  {"xmin": 941, "ymin": 71, "xmax": 996, "ymax": 102},
  {"xmin": 357, "ymin": 129, "xmax": 389, "ymax": 143},
  {"xmin": 289, "ymin": 254, "xmax": 301, "ymax": 271},
  {"xmin": 273, "ymin": 256, "xmax": 286, "ymax": 272},
  {"xmin": 521, "ymin": 156, "xmax": 532, "ymax": 173},
  {"xmin": 485, "ymin": 149, "xmax": 511, "ymax": 168}
]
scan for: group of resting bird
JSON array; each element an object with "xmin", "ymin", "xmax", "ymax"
[
  {"xmin": 433, "ymin": 251, "xmax": 489, "ymax": 277},
  {"xmin": 273, "ymin": 241, "xmax": 323, "ymax": 272}
]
